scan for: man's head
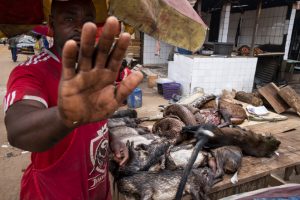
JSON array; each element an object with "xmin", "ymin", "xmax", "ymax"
[{"xmin": 49, "ymin": 0, "xmax": 96, "ymax": 56}]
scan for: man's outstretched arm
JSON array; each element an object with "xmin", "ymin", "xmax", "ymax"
[{"xmin": 5, "ymin": 17, "xmax": 143, "ymax": 152}]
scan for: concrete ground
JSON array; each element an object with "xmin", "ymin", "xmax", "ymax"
[{"xmin": 0, "ymin": 44, "xmax": 299, "ymax": 199}]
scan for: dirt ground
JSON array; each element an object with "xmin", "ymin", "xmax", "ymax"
[
  {"xmin": 0, "ymin": 44, "xmax": 299, "ymax": 199},
  {"xmin": 0, "ymin": 45, "xmax": 31, "ymax": 200}
]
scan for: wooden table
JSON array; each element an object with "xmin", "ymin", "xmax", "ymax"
[{"xmin": 209, "ymin": 114, "xmax": 300, "ymax": 200}]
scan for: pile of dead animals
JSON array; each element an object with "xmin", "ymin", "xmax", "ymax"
[{"xmin": 108, "ymin": 96, "xmax": 281, "ymax": 200}]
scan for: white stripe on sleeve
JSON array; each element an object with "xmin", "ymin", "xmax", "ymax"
[{"xmin": 23, "ymin": 95, "xmax": 48, "ymax": 108}]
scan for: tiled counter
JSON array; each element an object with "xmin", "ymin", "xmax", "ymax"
[{"xmin": 168, "ymin": 54, "xmax": 258, "ymax": 95}]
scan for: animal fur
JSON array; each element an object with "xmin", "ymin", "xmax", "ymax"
[
  {"xmin": 116, "ymin": 168, "xmax": 214, "ymax": 200},
  {"xmin": 109, "ymin": 126, "xmax": 158, "ymax": 147},
  {"xmin": 211, "ymin": 146, "xmax": 242, "ymax": 179},
  {"xmin": 182, "ymin": 125, "xmax": 280, "ymax": 157},
  {"xmin": 152, "ymin": 117, "xmax": 185, "ymax": 142}
]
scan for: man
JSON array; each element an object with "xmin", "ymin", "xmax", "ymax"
[
  {"xmin": 4, "ymin": 0, "xmax": 143, "ymax": 199},
  {"xmin": 8, "ymin": 37, "xmax": 18, "ymax": 62}
]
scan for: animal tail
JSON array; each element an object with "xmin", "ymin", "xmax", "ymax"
[{"xmin": 175, "ymin": 135, "xmax": 208, "ymax": 200}]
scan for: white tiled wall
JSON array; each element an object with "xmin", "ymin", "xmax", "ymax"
[
  {"xmin": 143, "ymin": 34, "xmax": 173, "ymax": 65},
  {"xmin": 227, "ymin": 6, "xmax": 288, "ymax": 46},
  {"xmin": 168, "ymin": 54, "xmax": 257, "ymax": 95},
  {"xmin": 168, "ymin": 54, "xmax": 194, "ymax": 95}
]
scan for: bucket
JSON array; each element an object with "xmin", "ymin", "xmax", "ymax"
[
  {"xmin": 147, "ymin": 74, "xmax": 158, "ymax": 88},
  {"xmin": 162, "ymin": 82, "xmax": 181, "ymax": 100},
  {"xmin": 156, "ymin": 78, "xmax": 173, "ymax": 95},
  {"xmin": 127, "ymin": 88, "xmax": 142, "ymax": 109}
]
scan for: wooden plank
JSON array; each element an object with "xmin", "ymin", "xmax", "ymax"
[
  {"xmin": 210, "ymin": 126, "xmax": 300, "ymax": 194},
  {"xmin": 258, "ymin": 83, "xmax": 290, "ymax": 113},
  {"xmin": 278, "ymin": 86, "xmax": 300, "ymax": 116},
  {"xmin": 245, "ymin": 117, "xmax": 300, "ymax": 134}
]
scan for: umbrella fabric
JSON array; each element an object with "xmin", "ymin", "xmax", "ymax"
[
  {"xmin": 0, "ymin": 0, "xmax": 108, "ymax": 24},
  {"xmin": 0, "ymin": 0, "xmax": 108, "ymax": 37},
  {"xmin": 109, "ymin": 0, "xmax": 208, "ymax": 51}
]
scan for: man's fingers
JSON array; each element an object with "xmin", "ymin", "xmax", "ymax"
[
  {"xmin": 62, "ymin": 40, "xmax": 78, "ymax": 80},
  {"xmin": 115, "ymin": 71, "xmax": 144, "ymax": 103},
  {"xmin": 95, "ymin": 16, "xmax": 120, "ymax": 69},
  {"xmin": 106, "ymin": 32, "xmax": 131, "ymax": 73},
  {"xmin": 78, "ymin": 22, "xmax": 97, "ymax": 72}
]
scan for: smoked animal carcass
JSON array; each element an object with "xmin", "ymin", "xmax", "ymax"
[
  {"xmin": 152, "ymin": 117, "xmax": 185, "ymax": 142},
  {"xmin": 235, "ymin": 91, "xmax": 263, "ymax": 107},
  {"xmin": 200, "ymin": 99, "xmax": 247, "ymax": 125},
  {"xmin": 181, "ymin": 124, "xmax": 280, "ymax": 157},
  {"xmin": 116, "ymin": 168, "xmax": 214, "ymax": 200},
  {"xmin": 163, "ymin": 104, "xmax": 197, "ymax": 126},
  {"xmin": 211, "ymin": 146, "xmax": 242, "ymax": 179}
]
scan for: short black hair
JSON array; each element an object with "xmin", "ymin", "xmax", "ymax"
[{"xmin": 50, "ymin": 0, "xmax": 95, "ymax": 16}]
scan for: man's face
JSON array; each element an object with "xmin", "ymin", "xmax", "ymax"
[{"xmin": 50, "ymin": 1, "xmax": 96, "ymax": 55}]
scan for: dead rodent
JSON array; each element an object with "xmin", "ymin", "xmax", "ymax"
[
  {"xmin": 181, "ymin": 124, "xmax": 280, "ymax": 157},
  {"xmin": 152, "ymin": 117, "xmax": 185, "ymax": 142},
  {"xmin": 235, "ymin": 91, "xmax": 263, "ymax": 106},
  {"xmin": 116, "ymin": 168, "xmax": 214, "ymax": 200},
  {"xmin": 211, "ymin": 146, "xmax": 242, "ymax": 179}
]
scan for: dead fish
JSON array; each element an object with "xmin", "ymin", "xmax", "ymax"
[
  {"xmin": 211, "ymin": 146, "xmax": 242, "ymax": 179},
  {"xmin": 164, "ymin": 104, "xmax": 197, "ymax": 126},
  {"xmin": 116, "ymin": 167, "xmax": 214, "ymax": 200}
]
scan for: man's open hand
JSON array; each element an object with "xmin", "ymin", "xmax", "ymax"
[{"xmin": 58, "ymin": 17, "xmax": 143, "ymax": 128}]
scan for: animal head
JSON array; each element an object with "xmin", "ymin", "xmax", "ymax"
[{"xmin": 262, "ymin": 134, "xmax": 281, "ymax": 157}]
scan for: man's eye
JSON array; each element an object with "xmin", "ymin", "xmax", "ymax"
[{"xmin": 64, "ymin": 17, "xmax": 74, "ymax": 22}]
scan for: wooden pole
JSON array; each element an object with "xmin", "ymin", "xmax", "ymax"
[{"xmin": 250, "ymin": 0, "xmax": 262, "ymax": 56}]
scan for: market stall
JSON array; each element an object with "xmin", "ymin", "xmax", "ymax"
[{"xmin": 108, "ymin": 82, "xmax": 300, "ymax": 200}]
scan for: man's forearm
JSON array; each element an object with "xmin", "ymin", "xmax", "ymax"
[{"xmin": 5, "ymin": 104, "xmax": 73, "ymax": 152}]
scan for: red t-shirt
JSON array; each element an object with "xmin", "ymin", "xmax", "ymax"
[{"xmin": 4, "ymin": 48, "xmax": 111, "ymax": 200}]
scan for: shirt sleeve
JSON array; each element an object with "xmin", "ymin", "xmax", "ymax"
[{"xmin": 3, "ymin": 65, "xmax": 48, "ymax": 113}]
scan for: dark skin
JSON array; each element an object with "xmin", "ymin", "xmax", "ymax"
[{"xmin": 4, "ymin": 1, "xmax": 143, "ymax": 166}]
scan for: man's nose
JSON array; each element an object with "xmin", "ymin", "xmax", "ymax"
[{"xmin": 74, "ymin": 20, "xmax": 84, "ymax": 33}]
